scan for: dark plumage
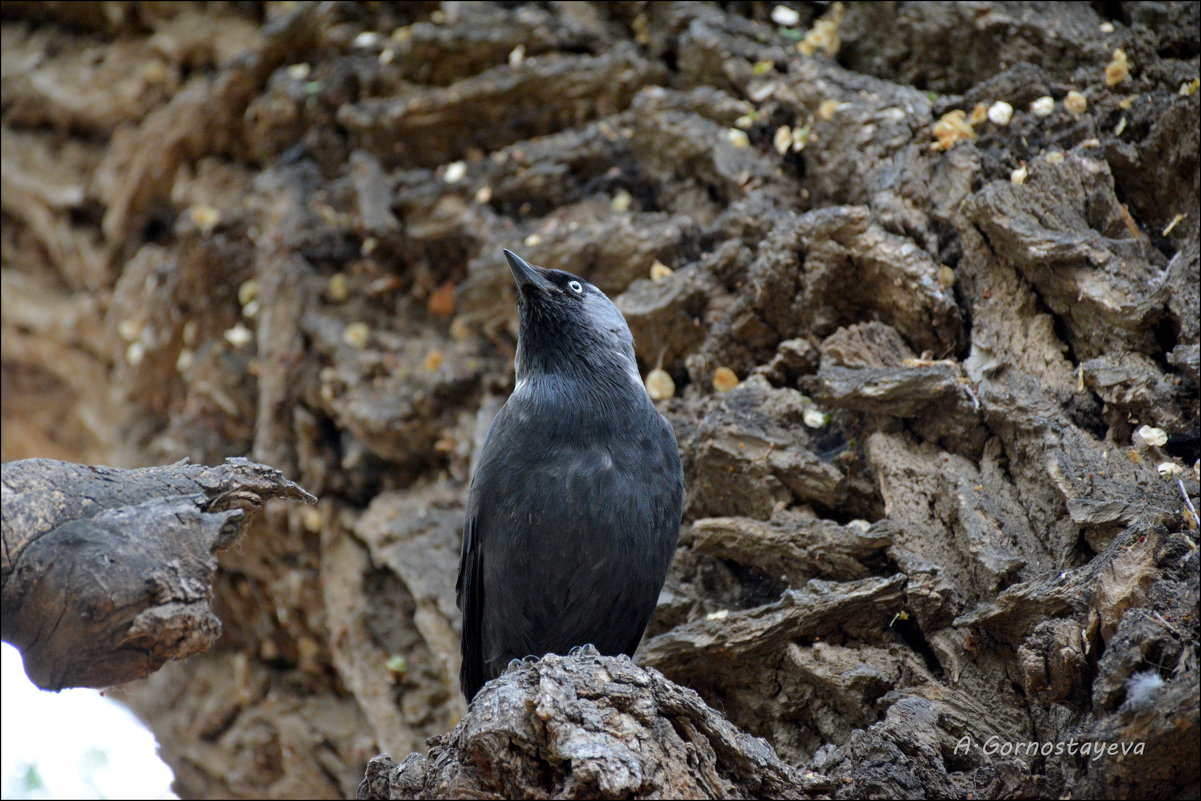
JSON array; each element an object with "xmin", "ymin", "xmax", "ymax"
[{"xmin": 456, "ymin": 250, "xmax": 683, "ymax": 701}]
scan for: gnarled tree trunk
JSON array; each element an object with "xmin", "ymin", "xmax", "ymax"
[{"xmin": 2, "ymin": 1, "xmax": 1197, "ymax": 798}]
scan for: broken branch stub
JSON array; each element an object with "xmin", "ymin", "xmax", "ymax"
[
  {"xmin": 357, "ymin": 650, "xmax": 806, "ymax": 801},
  {"xmin": 1, "ymin": 456, "xmax": 316, "ymax": 690}
]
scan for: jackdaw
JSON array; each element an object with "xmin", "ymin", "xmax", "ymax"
[{"xmin": 456, "ymin": 249, "xmax": 683, "ymax": 700}]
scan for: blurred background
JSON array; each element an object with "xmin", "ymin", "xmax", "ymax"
[
  {"xmin": 1, "ymin": 644, "xmax": 175, "ymax": 799},
  {"xmin": 2, "ymin": 1, "xmax": 1198, "ymax": 799}
]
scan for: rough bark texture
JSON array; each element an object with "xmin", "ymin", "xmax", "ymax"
[
  {"xmin": 358, "ymin": 648, "xmax": 809, "ymax": 800},
  {"xmin": 1, "ymin": 457, "xmax": 316, "ymax": 690},
  {"xmin": 1, "ymin": 1, "xmax": 1198, "ymax": 799}
]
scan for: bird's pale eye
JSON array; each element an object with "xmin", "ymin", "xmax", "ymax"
[{"xmin": 567, "ymin": 280, "xmax": 584, "ymax": 295}]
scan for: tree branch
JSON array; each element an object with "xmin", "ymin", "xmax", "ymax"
[
  {"xmin": 1, "ymin": 457, "xmax": 315, "ymax": 690},
  {"xmin": 357, "ymin": 648, "xmax": 808, "ymax": 800}
]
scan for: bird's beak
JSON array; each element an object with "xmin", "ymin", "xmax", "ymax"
[{"xmin": 504, "ymin": 249, "xmax": 556, "ymax": 293}]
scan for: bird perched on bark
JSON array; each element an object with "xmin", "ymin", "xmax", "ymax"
[{"xmin": 456, "ymin": 249, "xmax": 683, "ymax": 701}]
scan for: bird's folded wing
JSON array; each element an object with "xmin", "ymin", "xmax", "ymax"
[{"xmin": 457, "ymin": 514, "xmax": 486, "ymax": 700}]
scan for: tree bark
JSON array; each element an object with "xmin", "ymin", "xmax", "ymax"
[
  {"xmin": 1, "ymin": 457, "xmax": 315, "ymax": 690},
  {"xmin": 358, "ymin": 649, "xmax": 808, "ymax": 801},
  {"xmin": 1, "ymin": 1, "xmax": 1198, "ymax": 799}
]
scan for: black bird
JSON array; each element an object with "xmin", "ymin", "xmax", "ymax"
[{"xmin": 456, "ymin": 249, "xmax": 683, "ymax": 701}]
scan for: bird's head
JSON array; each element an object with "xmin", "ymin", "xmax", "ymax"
[{"xmin": 503, "ymin": 249, "xmax": 642, "ymax": 390}]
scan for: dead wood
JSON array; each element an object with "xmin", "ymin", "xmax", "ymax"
[
  {"xmin": 1, "ymin": 457, "xmax": 315, "ymax": 690},
  {"xmin": 357, "ymin": 650, "xmax": 806, "ymax": 800}
]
